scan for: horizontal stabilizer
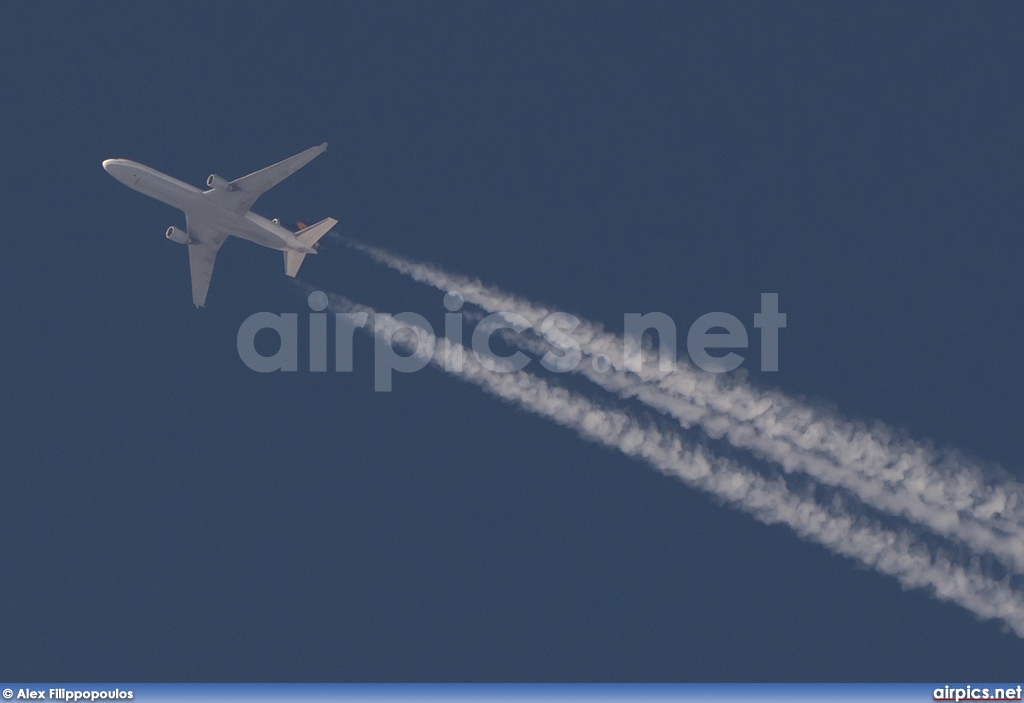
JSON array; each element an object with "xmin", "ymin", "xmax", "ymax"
[
  {"xmin": 296, "ymin": 217, "xmax": 337, "ymax": 249},
  {"xmin": 284, "ymin": 217, "xmax": 337, "ymax": 277}
]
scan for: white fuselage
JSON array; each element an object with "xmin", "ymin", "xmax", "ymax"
[{"xmin": 101, "ymin": 159, "xmax": 312, "ymax": 252}]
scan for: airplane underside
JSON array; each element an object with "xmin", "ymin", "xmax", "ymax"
[{"xmin": 103, "ymin": 143, "xmax": 336, "ymax": 307}]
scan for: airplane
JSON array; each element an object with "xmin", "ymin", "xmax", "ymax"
[{"xmin": 102, "ymin": 143, "xmax": 336, "ymax": 307}]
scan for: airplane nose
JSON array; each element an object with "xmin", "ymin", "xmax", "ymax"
[{"xmin": 102, "ymin": 159, "xmax": 117, "ymax": 173}]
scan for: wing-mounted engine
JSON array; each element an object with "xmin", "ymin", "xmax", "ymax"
[
  {"xmin": 206, "ymin": 174, "xmax": 234, "ymax": 191},
  {"xmin": 166, "ymin": 226, "xmax": 193, "ymax": 245}
]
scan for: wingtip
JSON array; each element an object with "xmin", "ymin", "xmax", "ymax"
[{"xmin": 320, "ymin": 142, "xmax": 328, "ymax": 152}]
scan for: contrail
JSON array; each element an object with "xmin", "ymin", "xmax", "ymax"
[
  {"xmin": 325, "ymin": 292, "xmax": 1024, "ymax": 637},
  {"xmin": 343, "ymin": 239, "xmax": 1024, "ymax": 573}
]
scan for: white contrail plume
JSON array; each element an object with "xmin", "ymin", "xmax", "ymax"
[
  {"xmin": 327, "ymin": 293, "xmax": 1024, "ymax": 637},
  {"xmin": 343, "ymin": 239, "xmax": 1024, "ymax": 572}
]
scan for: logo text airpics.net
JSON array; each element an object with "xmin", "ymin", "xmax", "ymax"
[{"xmin": 236, "ymin": 291, "xmax": 786, "ymax": 391}]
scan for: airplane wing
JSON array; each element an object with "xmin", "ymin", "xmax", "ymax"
[
  {"xmin": 185, "ymin": 214, "xmax": 229, "ymax": 307},
  {"xmin": 205, "ymin": 143, "xmax": 328, "ymax": 215}
]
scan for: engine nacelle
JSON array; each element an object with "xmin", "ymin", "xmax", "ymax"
[
  {"xmin": 165, "ymin": 226, "xmax": 192, "ymax": 245},
  {"xmin": 206, "ymin": 173, "xmax": 233, "ymax": 190}
]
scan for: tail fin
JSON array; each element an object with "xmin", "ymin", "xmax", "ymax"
[{"xmin": 284, "ymin": 217, "xmax": 337, "ymax": 277}]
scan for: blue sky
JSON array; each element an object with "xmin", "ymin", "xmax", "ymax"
[{"xmin": 2, "ymin": 1, "xmax": 1024, "ymax": 680}]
